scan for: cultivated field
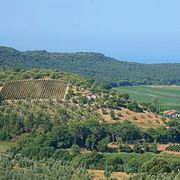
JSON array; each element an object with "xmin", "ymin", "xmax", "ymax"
[
  {"xmin": 0, "ymin": 79, "xmax": 67, "ymax": 100},
  {"xmin": 114, "ymin": 85, "xmax": 180, "ymax": 111}
]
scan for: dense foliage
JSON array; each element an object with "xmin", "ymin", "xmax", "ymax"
[
  {"xmin": 1, "ymin": 46, "xmax": 180, "ymax": 86},
  {"xmin": 0, "ymin": 68, "xmax": 87, "ymax": 86},
  {"xmin": 1, "ymin": 99, "xmax": 179, "ymax": 146},
  {"xmin": 0, "ymin": 152, "xmax": 179, "ymax": 180},
  {"xmin": 0, "ymin": 154, "xmax": 92, "ymax": 180}
]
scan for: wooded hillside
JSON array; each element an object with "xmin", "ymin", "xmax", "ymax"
[{"xmin": 1, "ymin": 46, "xmax": 180, "ymax": 86}]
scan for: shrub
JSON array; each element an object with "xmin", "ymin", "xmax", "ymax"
[
  {"xmin": 0, "ymin": 130, "xmax": 10, "ymax": 141},
  {"xmin": 97, "ymin": 137, "xmax": 110, "ymax": 152},
  {"xmin": 106, "ymin": 156, "xmax": 124, "ymax": 171},
  {"xmin": 125, "ymin": 159, "xmax": 142, "ymax": 173},
  {"xmin": 70, "ymin": 144, "xmax": 80, "ymax": 156}
]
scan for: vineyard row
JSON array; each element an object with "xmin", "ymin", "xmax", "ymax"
[{"xmin": 0, "ymin": 79, "xmax": 68, "ymax": 100}]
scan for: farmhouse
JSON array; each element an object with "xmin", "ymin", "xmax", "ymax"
[
  {"xmin": 163, "ymin": 110, "xmax": 180, "ymax": 118},
  {"xmin": 82, "ymin": 91, "xmax": 97, "ymax": 100}
]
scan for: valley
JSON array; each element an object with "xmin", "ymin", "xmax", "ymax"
[
  {"xmin": 1, "ymin": 1, "xmax": 180, "ymax": 179},
  {"xmin": 114, "ymin": 85, "xmax": 180, "ymax": 111},
  {"xmin": 0, "ymin": 69, "xmax": 179, "ymax": 180}
]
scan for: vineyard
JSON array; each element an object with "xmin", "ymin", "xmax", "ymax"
[
  {"xmin": 0, "ymin": 79, "xmax": 68, "ymax": 100},
  {"xmin": 105, "ymin": 152, "xmax": 180, "ymax": 167},
  {"xmin": 166, "ymin": 145, "xmax": 180, "ymax": 152}
]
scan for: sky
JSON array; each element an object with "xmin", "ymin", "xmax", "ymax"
[{"xmin": 0, "ymin": 0, "xmax": 180, "ymax": 63}]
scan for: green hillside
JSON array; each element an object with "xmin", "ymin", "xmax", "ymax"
[
  {"xmin": 0, "ymin": 69, "xmax": 180, "ymax": 179},
  {"xmin": 114, "ymin": 85, "xmax": 180, "ymax": 111},
  {"xmin": 0, "ymin": 46, "xmax": 180, "ymax": 86}
]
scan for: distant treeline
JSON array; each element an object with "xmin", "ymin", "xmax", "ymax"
[{"xmin": 0, "ymin": 46, "xmax": 180, "ymax": 86}]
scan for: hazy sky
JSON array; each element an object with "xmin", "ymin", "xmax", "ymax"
[{"xmin": 0, "ymin": 0, "xmax": 180, "ymax": 63}]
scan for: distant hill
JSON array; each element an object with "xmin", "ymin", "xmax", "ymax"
[{"xmin": 0, "ymin": 46, "xmax": 180, "ymax": 86}]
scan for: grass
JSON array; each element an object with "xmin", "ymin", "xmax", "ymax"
[
  {"xmin": 114, "ymin": 85, "xmax": 180, "ymax": 111},
  {"xmin": 0, "ymin": 141, "xmax": 14, "ymax": 154}
]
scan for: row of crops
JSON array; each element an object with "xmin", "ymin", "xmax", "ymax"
[
  {"xmin": 166, "ymin": 145, "xmax": 180, "ymax": 152},
  {"xmin": 105, "ymin": 152, "xmax": 179, "ymax": 164},
  {"xmin": 0, "ymin": 80, "xmax": 68, "ymax": 100},
  {"xmin": 107, "ymin": 152, "xmax": 154, "ymax": 164}
]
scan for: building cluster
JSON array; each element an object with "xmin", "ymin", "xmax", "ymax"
[
  {"xmin": 163, "ymin": 110, "xmax": 180, "ymax": 118},
  {"xmin": 82, "ymin": 90, "xmax": 97, "ymax": 100}
]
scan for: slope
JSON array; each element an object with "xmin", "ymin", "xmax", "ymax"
[{"xmin": 0, "ymin": 46, "xmax": 180, "ymax": 86}]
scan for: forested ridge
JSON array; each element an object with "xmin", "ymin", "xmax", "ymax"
[{"xmin": 1, "ymin": 46, "xmax": 180, "ymax": 86}]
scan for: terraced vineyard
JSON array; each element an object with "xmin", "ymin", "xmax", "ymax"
[
  {"xmin": 105, "ymin": 152, "xmax": 180, "ymax": 165},
  {"xmin": 0, "ymin": 79, "xmax": 68, "ymax": 100},
  {"xmin": 166, "ymin": 145, "xmax": 180, "ymax": 152}
]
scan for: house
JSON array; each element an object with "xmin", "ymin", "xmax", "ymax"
[
  {"xmin": 82, "ymin": 91, "xmax": 97, "ymax": 100},
  {"xmin": 163, "ymin": 110, "xmax": 180, "ymax": 118}
]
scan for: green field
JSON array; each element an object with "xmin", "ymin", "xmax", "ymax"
[{"xmin": 114, "ymin": 85, "xmax": 180, "ymax": 111}]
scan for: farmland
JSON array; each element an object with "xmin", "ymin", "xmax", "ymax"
[
  {"xmin": 114, "ymin": 85, "xmax": 180, "ymax": 111},
  {"xmin": 0, "ymin": 79, "xmax": 67, "ymax": 100},
  {"xmin": 166, "ymin": 145, "xmax": 180, "ymax": 152},
  {"xmin": 0, "ymin": 69, "xmax": 179, "ymax": 179}
]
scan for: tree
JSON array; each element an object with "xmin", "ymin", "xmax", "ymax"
[
  {"xmin": 0, "ymin": 95, "xmax": 4, "ymax": 105},
  {"xmin": 142, "ymin": 142, "xmax": 149, "ymax": 152},
  {"xmin": 70, "ymin": 144, "xmax": 80, "ymax": 156},
  {"xmin": 106, "ymin": 124, "xmax": 120, "ymax": 143},
  {"xmin": 126, "ymin": 160, "xmax": 142, "ymax": 173},
  {"xmin": 118, "ymin": 121, "xmax": 142, "ymax": 142},
  {"xmin": 46, "ymin": 125, "xmax": 72, "ymax": 149},
  {"xmin": 97, "ymin": 137, "xmax": 109, "ymax": 152},
  {"xmin": 106, "ymin": 156, "xmax": 124, "ymax": 171},
  {"xmin": 127, "ymin": 100, "xmax": 143, "ymax": 112},
  {"xmin": 149, "ymin": 140, "xmax": 157, "ymax": 153},
  {"xmin": 104, "ymin": 165, "xmax": 112, "ymax": 179},
  {"xmin": 110, "ymin": 111, "xmax": 116, "ymax": 120},
  {"xmin": 0, "ymin": 130, "xmax": 10, "ymax": 141},
  {"xmin": 133, "ymin": 143, "xmax": 142, "ymax": 153}
]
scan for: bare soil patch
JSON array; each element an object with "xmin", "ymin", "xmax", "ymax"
[
  {"xmin": 88, "ymin": 169, "xmax": 131, "ymax": 180},
  {"xmin": 98, "ymin": 108, "xmax": 167, "ymax": 129}
]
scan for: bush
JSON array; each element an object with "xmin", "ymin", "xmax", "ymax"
[
  {"xmin": 97, "ymin": 137, "xmax": 110, "ymax": 152},
  {"xmin": 125, "ymin": 159, "xmax": 142, "ymax": 173},
  {"xmin": 127, "ymin": 101, "xmax": 143, "ymax": 112},
  {"xmin": 70, "ymin": 144, "xmax": 80, "ymax": 156},
  {"xmin": 0, "ymin": 130, "xmax": 10, "ymax": 141},
  {"xmin": 53, "ymin": 149, "xmax": 73, "ymax": 161},
  {"xmin": 106, "ymin": 156, "xmax": 124, "ymax": 171},
  {"xmin": 169, "ymin": 161, "xmax": 180, "ymax": 173}
]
